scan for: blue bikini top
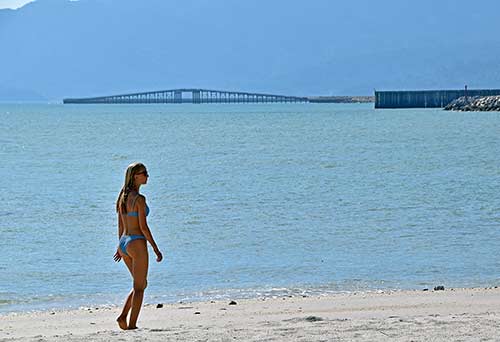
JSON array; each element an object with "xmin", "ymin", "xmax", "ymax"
[
  {"xmin": 126, "ymin": 194, "xmax": 150, "ymax": 217},
  {"xmin": 127, "ymin": 205, "xmax": 149, "ymax": 217}
]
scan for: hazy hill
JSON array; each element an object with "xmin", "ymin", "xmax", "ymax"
[{"xmin": 1, "ymin": 0, "xmax": 500, "ymax": 101}]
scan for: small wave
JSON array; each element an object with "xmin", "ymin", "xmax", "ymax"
[
  {"xmin": 0, "ymin": 293, "xmax": 122, "ymax": 314},
  {"xmin": 186, "ymin": 220, "xmax": 201, "ymax": 225},
  {"xmin": 149, "ymin": 283, "xmax": 369, "ymax": 305}
]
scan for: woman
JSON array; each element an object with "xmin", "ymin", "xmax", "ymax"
[{"xmin": 114, "ymin": 162, "xmax": 163, "ymax": 330}]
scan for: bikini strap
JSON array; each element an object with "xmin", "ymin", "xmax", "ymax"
[
  {"xmin": 123, "ymin": 193, "xmax": 140, "ymax": 236},
  {"xmin": 130, "ymin": 193, "xmax": 141, "ymax": 212}
]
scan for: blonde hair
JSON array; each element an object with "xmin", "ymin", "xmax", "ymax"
[{"xmin": 116, "ymin": 162, "xmax": 147, "ymax": 214}]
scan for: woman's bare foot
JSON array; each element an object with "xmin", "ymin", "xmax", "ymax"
[{"xmin": 116, "ymin": 315, "xmax": 128, "ymax": 330}]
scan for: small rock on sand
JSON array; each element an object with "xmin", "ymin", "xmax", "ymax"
[{"xmin": 305, "ymin": 316, "xmax": 324, "ymax": 322}]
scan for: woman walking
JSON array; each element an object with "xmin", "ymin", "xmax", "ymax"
[{"xmin": 114, "ymin": 162, "xmax": 163, "ymax": 330}]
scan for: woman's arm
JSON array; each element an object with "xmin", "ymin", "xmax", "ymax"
[
  {"xmin": 136, "ymin": 195, "xmax": 163, "ymax": 262},
  {"xmin": 114, "ymin": 212, "xmax": 125, "ymax": 262},
  {"xmin": 117, "ymin": 213, "xmax": 124, "ymax": 239}
]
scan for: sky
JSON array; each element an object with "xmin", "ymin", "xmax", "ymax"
[
  {"xmin": 1, "ymin": 0, "xmax": 500, "ymax": 99},
  {"xmin": 0, "ymin": 0, "xmax": 32, "ymax": 9}
]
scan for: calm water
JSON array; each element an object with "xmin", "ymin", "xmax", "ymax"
[{"xmin": 1, "ymin": 103, "xmax": 499, "ymax": 313}]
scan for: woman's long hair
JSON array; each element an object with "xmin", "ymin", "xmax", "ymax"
[{"xmin": 116, "ymin": 162, "xmax": 146, "ymax": 214}]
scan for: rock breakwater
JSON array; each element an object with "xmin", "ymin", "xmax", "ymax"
[{"xmin": 444, "ymin": 95, "xmax": 500, "ymax": 111}]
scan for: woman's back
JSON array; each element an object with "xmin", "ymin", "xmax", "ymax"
[{"xmin": 121, "ymin": 192, "xmax": 149, "ymax": 236}]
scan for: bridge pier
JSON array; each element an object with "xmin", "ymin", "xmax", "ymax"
[{"xmin": 192, "ymin": 90, "xmax": 201, "ymax": 104}]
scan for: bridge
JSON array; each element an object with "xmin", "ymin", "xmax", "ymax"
[{"xmin": 63, "ymin": 88, "xmax": 309, "ymax": 104}]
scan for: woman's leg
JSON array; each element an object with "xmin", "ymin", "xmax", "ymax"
[
  {"xmin": 126, "ymin": 240, "xmax": 149, "ymax": 329},
  {"xmin": 117, "ymin": 254, "xmax": 133, "ymax": 330}
]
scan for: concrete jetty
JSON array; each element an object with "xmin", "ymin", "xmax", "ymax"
[{"xmin": 375, "ymin": 88, "xmax": 500, "ymax": 108}]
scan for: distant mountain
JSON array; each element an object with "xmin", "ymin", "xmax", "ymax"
[
  {"xmin": 1, "ymin": 0, "xmax": 500, "ymax": 101},
  {"xmin": 0, "ymin": 85, "xmax": 46, "ymax": 101}
]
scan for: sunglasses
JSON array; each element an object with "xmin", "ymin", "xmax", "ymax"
[{"xmin": 137, "ymin": 170, "xmax": 149, "ymax": 177}]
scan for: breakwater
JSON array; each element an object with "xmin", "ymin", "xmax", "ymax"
[
  {"xmin": 375, "ymin": 88, "xmax": 500, "ymax": 108},
  {"xmin": 444, "ymin": 95, "xmax": 500, "ymax": 111}
]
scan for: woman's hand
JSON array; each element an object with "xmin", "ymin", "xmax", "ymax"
[
  {"xmin": 154, "ymin": 248, "xmax": 163, "ymax": 262},
  {"xmin": 113, "ymin": 248, "xmax": 122, "ymax": 262}
]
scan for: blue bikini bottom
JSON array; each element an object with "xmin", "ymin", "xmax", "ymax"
[{"xmin": 119, "ymin": 235, "xmax": 146, "ymax": 256}]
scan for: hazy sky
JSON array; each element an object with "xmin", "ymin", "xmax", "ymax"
[
  {"xmin": 1, "ymin": 0, "xmax": 500, "ymax": 98},
  {"xmin": 0, "ymin": 0, "xmax": 32, "ymax": 9}
]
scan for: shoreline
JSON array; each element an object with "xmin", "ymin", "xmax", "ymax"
[
  {"xmin": 2, "ymin": 287, "xmax": 500, "ymax": 341},
  {"xmin": 2, "ymin": 281, "xmax": 494, "ymax": 315}
]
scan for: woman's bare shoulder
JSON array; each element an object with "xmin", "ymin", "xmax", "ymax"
[{"xmin": 135, "ymin": 194, "xmax": 147, "ymax": 204}]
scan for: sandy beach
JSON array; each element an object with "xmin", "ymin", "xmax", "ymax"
[{"xmin": 1, "ymin": 287, "xmax": 499, "ymax": 341}]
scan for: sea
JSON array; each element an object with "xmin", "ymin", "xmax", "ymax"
[{"xmin": 1, "ymin": 103, "xmax": 499, "ymax": 313}]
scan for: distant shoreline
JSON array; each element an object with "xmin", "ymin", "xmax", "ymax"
[{"xmin": 307, "ymin": 96, "xmax": 374, "ymax": 103}]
